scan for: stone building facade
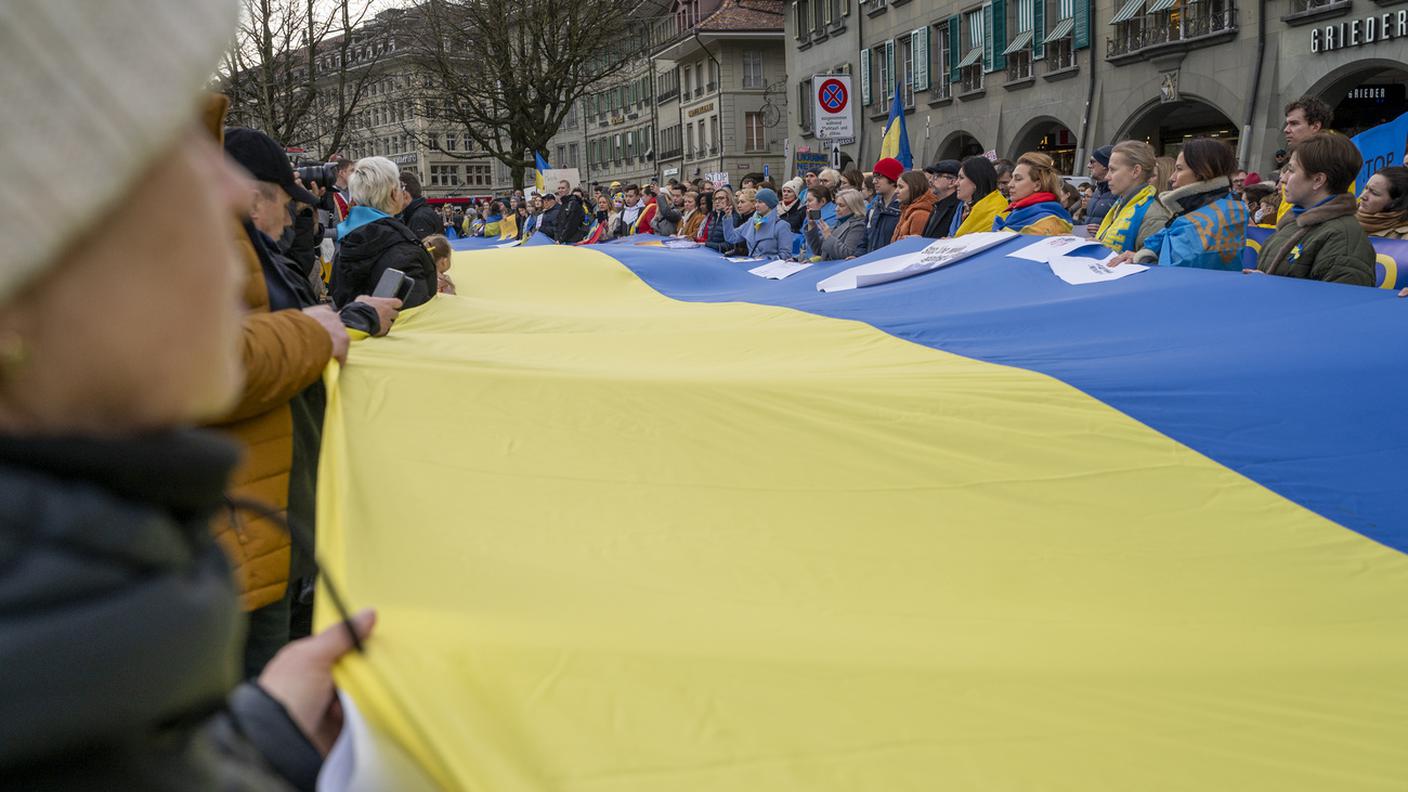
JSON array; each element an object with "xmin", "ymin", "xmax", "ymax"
[{"xmin": 784, "ymin": 0, "xmax": 1408, "ymax": 177}]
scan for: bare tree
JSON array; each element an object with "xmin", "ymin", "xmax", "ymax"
[
  {"xmin": 219, "ymin": 0, "xmax": 385, "ymax": 161},
  {"xmin": 403, "ymin": 0, "xmax": 669, "ymax": 189}
]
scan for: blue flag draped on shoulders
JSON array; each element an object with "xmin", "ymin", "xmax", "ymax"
[
  {"xmin": 533, "ymin": 151, "xmax": 550, "ymax": 193},
  {"xmin": 878, "ymin": 81, "xmax": 912, "ymax": 169}
]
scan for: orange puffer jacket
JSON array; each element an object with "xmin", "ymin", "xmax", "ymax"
[{"xmin": 202, "ymin": 96, "xmax": 332, "ymax": 611}]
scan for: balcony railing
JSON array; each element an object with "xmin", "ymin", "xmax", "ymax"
[
  {"xmin": 657, "ymin": 86, "xmax": 679, "ymax": 102},
  {"xmin": 1107, "ymin": 1, "xmax": 1238, "ymax": 59},
  {"xmin": 958, "ymin": 66, "xmax": 984, "ymax": 96},
  {"xmin": 1287, "ymin": 0, "xmax": 1347, "ymax": 13}
]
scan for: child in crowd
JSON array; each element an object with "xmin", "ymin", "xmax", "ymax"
[
  {"xmin": 424, "ymin": 234, "xmax": 456, "ymax": 295},
  {"xmin": 1251, "ymin": 133, "xmax": 1376, "ymax": 285}
]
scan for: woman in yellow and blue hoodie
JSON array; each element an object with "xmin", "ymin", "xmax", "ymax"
[{"xmin": 991, "ymin": 152, "xmax": 1073, "ymax": 236}]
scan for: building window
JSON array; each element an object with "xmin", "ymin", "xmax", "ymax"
[
  {"xmin": 708, "ymin": 60, "xmax": 719, "ymax": 91},
  {"xmin": 1043, "ymin": 0, "xmax": 1076, "ymax": 70},
  {"xmin": 445, "ymin": 133, "xmax": 457, "ymax": 151},
  {"xmin": 467, "ymin": 163, "xmax": 491, "ymax": 187},
  {"xmin": 696, "ymin": 120, "xmax": 706, "ymax": 156},
  {"xmin": 898, "ymin": 34, "xmax": 914, "ymax": 107},
  {"xmin": 812, "ymin": 0, "xmax": 825, "ymax": 31},
  {"xmin": 878, "ymin": 39, "xmax": 894, "ymax": 104},
  {"xmin": 958, "ymin": 9, "xmax": 985, "ymax": 93},
  {"xmin": 743, "ymin": 50, "xmax": 764, "ymax": 88},
  {"xmin": 745, "ymin": 112, "xmax": 766, "ymax": 151},
  {"xmin": 932, "ymin": 22, "xmax": 952, "ymax": 99},
  {"xmin": 1004, "ymin": 0, "xmax": 1035, "ymax": 80},
  {"xmin": 797, "ymin": 79, "xmax": 813, "ymax": 132},
  {"xmin": 569, "ymin": 142, "xmax": 579, "ymax": 168},
  {"xmin": 685, "ymin": 124, "xmax": 694, "ymax": 157},
  {"xmin": 795, "ymin": 0, "xmax": 812, "ymax": 42}
]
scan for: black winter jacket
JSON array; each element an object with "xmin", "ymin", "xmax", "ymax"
[
  {"xmin": 0, "ymin": 431, "xmax": 322, "ymax": 791},
  {"xmin": 399, "ymin": 196, "xmax": 443, "ymax": 242},
  {"xmin": 705, "ymin": 210, "xmax": 744, "ymax": 253},
  {"xmin": 329, "ymin": 216, "xmax": 436, "ymax": 309},
  {"xmin": 922, "ymin": 194, "xmax": 961, "ymax": 238}
]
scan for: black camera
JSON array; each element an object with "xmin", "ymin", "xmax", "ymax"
[{"xmin": 296, "ymin": 163, "xmax": 338, "ymax": 188}]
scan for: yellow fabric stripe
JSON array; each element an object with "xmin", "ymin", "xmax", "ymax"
[{"xmin": 318, "ymin": 245, "xmax": 1408, "ymax": 791}]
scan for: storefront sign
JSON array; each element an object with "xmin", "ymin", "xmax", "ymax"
[
  {"xmin": 687, "ymin": 102, "xmax": 715, "ymax": 118},
  {"xmin": 1311, "ymin": 9, "xmax": 1408, "ymax": 53}
]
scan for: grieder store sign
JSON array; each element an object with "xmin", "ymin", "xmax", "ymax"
[{"xmin": 1311, "ymin": 8, "xmax": 1407, "ymax": 52}]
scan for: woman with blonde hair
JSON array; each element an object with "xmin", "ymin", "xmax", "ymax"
[
  {"xmin": 1153, "ymin": 156, "xmax": 1176, "ymax": 192},
  {"xmin": 1094, "ymin": 140, "xmax": 1171, "ymax": 252},
  {"xmin": 805, "ymin": 188, "xmax": 869, "ymax": 260},
  {"xmin": 991, "ymin": 152, "xmax": 1073, "ymax": 235}
]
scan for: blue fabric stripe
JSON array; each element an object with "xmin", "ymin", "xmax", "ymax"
[{"xmin": 591, "ymin": 235, "xmax": 1408, "ymax": 551}]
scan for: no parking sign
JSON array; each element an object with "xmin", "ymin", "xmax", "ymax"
[{"xmin": 812, "ymin": 74, "xmax": 853, "ymax": 141}]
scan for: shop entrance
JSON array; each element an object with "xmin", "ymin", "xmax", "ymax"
[{"xmin": 1118, "ymin": 97, "xmax": 1238, "ymax": 159}]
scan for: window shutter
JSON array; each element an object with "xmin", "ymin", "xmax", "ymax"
[
  {"xmin": 912, "ymin": 28, "xmax": 930, "ymax": 91},
  {"xmin": 884, "ymin": 38, "xmax": 895, "ymax": 101},
  {"xmin": 860, "ymin": 47, "xmax": 871, "ymax": 105},
  {"xmin": 793, "ymin": 1, "xmax": 803, "ymax": 39},
  {"xmin": 1073, "ymin": 0, "xmax": 1089, "ymax": 49},
  {"xmin": 1033, "ymin": 0, "xmax": 1045, "ymax": 58},
  {"xmin": 992, "ymin": 0, "xmax": 1007, "ymax": 70},
  {"xmin": 983, "ymin": 3, "xmax": 994, "ymax": 72},
  {"xmin": 948, "ymin": 16, "xmax": 961, "ymax": 82}
]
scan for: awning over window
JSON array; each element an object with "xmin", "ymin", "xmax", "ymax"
[
  {"xmin": 1146, "ymin": 0, "xmax": 1177, "ymax": 12},
  {"xmin": 955, "ymin": 47, "xmax": 984, "ymax": 68},
  {"xmin": 1043, "ymin": 17, "xmax": 1074, "ymax": 41},
  {"xmin": 1110, "ymin": 0, "xmax": 1146, "ymax": 24},
  {"xmin": 1002, "ymin": 30, "xmax": 1035, "ymax": 54}
]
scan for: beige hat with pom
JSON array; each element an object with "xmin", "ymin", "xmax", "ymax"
[{"xmin": 0, "ymin": 0, "xmax": 239, "ymax": 302}]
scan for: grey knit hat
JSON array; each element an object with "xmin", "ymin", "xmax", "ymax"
[{"xmin": 0, "ymin": 0, "xmax": 239, "ymax": 302}]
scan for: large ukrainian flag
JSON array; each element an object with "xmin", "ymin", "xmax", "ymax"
[{"xmin": 318, "ymin": 235, "xmax": 1408, "ymax": 790}]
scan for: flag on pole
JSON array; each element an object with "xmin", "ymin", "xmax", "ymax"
[
  {"xmin": 878, "ymin": 81, "xmax": 912, "ymax": 169},
  {"xmin": 534, "ymin": 151, "xmax": 550, "ymax": 193}
]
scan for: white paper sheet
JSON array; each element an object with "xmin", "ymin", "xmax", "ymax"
[
  {"xmin": 493, "ymin": 240, "xmax": 522, "ymax": 248},
  {"xmin": 748, "ymin": 259, "xmax": 814, "ymax": 280},
  {"xmin": 1047, "ymin": 253, "xmax": 1148, "ymax": 285},
  {"xmin": 725, "ymin": 256, "xmax": 769, "ymax": 264},
  {"xmin": 662, "ymin": 238, "xmax": 701, "ymax": 249},
  {"xmin": 816, "ymin": 232, "xmax": 1015, "ymax": 292},
  {"xmin": 1007, "ymin": 235, "xmax": 1101, "ymax": 263},
  {"xmin": 318, "ymin": 692, "xmax": 439, "ymax": 792}
]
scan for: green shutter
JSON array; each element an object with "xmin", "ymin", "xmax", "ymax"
[
  {"xmin": 884, "ymin": 38, "xmax": 895, "ymax": 101},
  {"xmin": 1073, "ymin": 0, "xmax": 1089, "ymax": 49},
  {"xmin": 913, "ymin": 28, "xmax": 930, "ymax": 92},
  {"xmin": 992, "ymin": 0, "xmax": 1007, "ymax": 70},
  {"xmin": 860, "ymin": 47, "xmax": 871, "ymax": 105},
  {"xmin": 948, "ymin": 16, "xmax": 961, "ymax": 83},
  {"xmin": 1033, "ymin": 0, "xmax": 1045, "ymax": 58},
  {"xmin": 983, "ymin": 3, "xmax": 994, "ymax": 72}
]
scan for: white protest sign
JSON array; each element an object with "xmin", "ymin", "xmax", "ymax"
[{"xmin": 812, "ymin": 74, "xmax": 854, "ymax": 141}]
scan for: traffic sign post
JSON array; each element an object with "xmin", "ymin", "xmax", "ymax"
[{"xmin": 812, "ymin": 74, "xmax": 854, "ymax": 143}]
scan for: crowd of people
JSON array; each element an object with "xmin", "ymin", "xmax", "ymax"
[
  {"xmin": 4, "ymin": 0, "xmax": 1407, "ymax": 785},
  {"xmin": 435, "ymin": 95, "xmax": 1404, "ymax": 291}
]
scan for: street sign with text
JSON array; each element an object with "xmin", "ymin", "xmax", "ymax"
[{"xmin": 812, "ymin": 74, "xmax": 854, "ymax": 142}]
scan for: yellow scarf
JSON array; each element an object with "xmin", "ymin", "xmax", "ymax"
[
  {"xmin": 1095, "ymin": 184, "xmax": 1156, "ymax": 252},
  {"xmin": 954, "ymin": 190, "xmax": 1009, "ymax": 237}
]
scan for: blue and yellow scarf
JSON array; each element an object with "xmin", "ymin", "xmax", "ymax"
[{"xmin": 1095, "ymin": 185, "xmax": 1157, "ymax": 253}]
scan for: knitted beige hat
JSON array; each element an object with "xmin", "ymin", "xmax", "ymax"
[{"xmin": 0, "ymin": 0, "xmax": 239, "ymax": 303}]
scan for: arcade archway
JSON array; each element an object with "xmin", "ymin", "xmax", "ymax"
[
  {"xmin": 1306, "ymin": 59, "xmax": 1408, "ymax": 137},
  {"xmin": 936, "ymin": 131, "xmax": 984, "ymax": 161},
  {"xmin": 1009, "ymin": 117, "xmax": 1078, "ymax": 174},
  {"xmin": 1118, "ymin": 96, "xmax": 1238, "ymax": 158}
]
